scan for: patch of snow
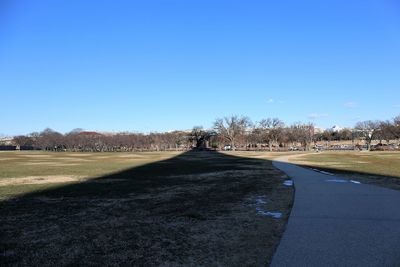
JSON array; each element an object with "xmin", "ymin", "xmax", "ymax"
[
  {"xmin": 255, "ymin": 196, "xmax": 267, "ymax": 205},
  {"xmin": 256, "ymin": 208, "xmax": 282, "ymax": 219},
  {"xmin": 283, "ymin": 180, "xmax": 293, "ymax": 186}
]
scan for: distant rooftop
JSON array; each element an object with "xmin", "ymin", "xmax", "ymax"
[
  {"xmin": 79, "ymin": 131, "xmax": 101, "ymax": 135},
  {"xmin": 331, "ymin": 125, "xmax": 343, "ymax": 132}
]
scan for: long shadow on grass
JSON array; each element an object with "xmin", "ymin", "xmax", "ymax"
[{"xmin": 0, "ymin": 150, "xmax": 293, "ymax": 266}]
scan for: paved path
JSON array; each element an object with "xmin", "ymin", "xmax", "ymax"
[{"xmin": 271, "ymin": 158, "xmax": 400, "ymax": 267}]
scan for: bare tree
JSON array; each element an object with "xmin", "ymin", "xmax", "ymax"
[
  {"xmin": 259, "ymin": 118, "xmax": 285, "ymax": 151},
  {"xmin": 394, "ymin": 115, "xmax": 400, "ymax": 125},
  {"xmin": 338, "ymin": 129, "xmax": 353, "ymax": 141},
  {"xmin": 249, "ymin": 126, "xmax": 263, "ymax": 150},
  {"xmin": 289, "ymin": 123, "xmax": 315, "ymax": 151},
  {"xmin": 393, "ymin": 115, "xmax": 400, "ymax": 144},
  {"xmin": 355, "ymin": 120, "xmax": 380, "ymax": 150},
  {"xmin": 379, "ymin": 121, "xmax": 395, "ymax": 145},
  {"xmin": 12, "ymin": 135, "xmax": 34, "ymax": 147},
  {"xmin": 190, "ymin": 126, "xmax": 205, "ymax": 148},
  {"xmin": 214, "ymin": 115, "xmax": 251, "ymax": 150},
  {"xmin": 36, "ymin": 128, "xmax": 64, "ymax": 151},
  {"xmin": 12, "ymin": 113, "xmax": 400, "ymax": 153}
]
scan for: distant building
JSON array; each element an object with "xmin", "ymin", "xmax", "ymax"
[
  {"xmin": 0, "ymin": 136, "xmax": 13, "ymax": 145},
  {"xmin": 331, "ymin": 125, "xmax": 343, "ymax": 132},
  {"xmin": 314, "ymin": 127, "xmax": 324, "ymax": 134}
]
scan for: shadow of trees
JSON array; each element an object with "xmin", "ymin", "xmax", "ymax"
[{"xmin": 0, "ymin": 151, "xmax": 293, "ymax": 266}]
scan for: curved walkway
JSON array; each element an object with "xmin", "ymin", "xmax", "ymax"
[{"xmin": 271, "ymin": 157, "xmax": 400, "ymax": 266}]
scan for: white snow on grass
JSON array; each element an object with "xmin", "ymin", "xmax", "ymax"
[
  {"xmin": 283, "ymin": 180, "xmax": 293, "ymax": 186},
  {"xmin": 255, "ymin": 196, "xmax": 267, "ymax": 205},
  {"xmin": 256, "ymin": 208, "xmax": 282, "ymax": 219}
]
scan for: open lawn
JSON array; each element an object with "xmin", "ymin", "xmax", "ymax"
[
  {"xmin": 0, "ymin": 151, "xmax": 181, "ymax": 199},
  {"xmin": 288, "ymin": 151, "xmax": 400, "ymax": 190},
  {"xmin": 0, "ymin": 151, "xmax": 293, "ymax": 266},
  {"xmin": 224, "ymin": 150, "xmax": 400, "ymax": 190}
]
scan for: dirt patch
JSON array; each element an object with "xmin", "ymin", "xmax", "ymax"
[
  {"xmin": 0, "ymin": 158, "xmax": 19, "ymax": 161},
  {"xmin": 51, "ymin": 157, "xmax": 93, "ymax": 161},
  {"xmin": 57, "ymin": 156, "xmax": 94, "ymax": 161},
  {"xmin": 20, "ymin": 162, "xmax": 81, "ymax": 167},
  {"xmin": 52, "ymin": 163, "xmax": 81, "ymax": 167},
  {"xmin": 0, "ymin": 175, "xmax": 85, "ymax": 186},
  {"xmin": 117, "ymin": 154, "xmax": 146, "ymax": 158},
  {"xmin": 65, "ymin": 154, "xmax": 94, "ymax": 157}
]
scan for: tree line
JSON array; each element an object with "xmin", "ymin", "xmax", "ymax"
[
  {"xmin": 11, "ymin": 128, "xmax": 190, "ymax": 152},
  {"xmin": 8, "ymin": 114, "xmax": 400, "ymax": 152}
]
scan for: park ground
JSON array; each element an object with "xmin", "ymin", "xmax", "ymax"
[
  {"xmin": 0, "ymin": 151, "xmax": 293, "ymax": 266},
  {"xmin": 227, "ymin": 150, "xmax": 400, "ymax": 190},
  {"xmin": 287, "ymin": 151, "xmax": 400, "ymax": 190},
  {"xmin": 1, "ymin": 150, "xmax": 399, "ymax": 266}
]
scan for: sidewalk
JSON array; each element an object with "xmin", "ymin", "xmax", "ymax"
[{"xmin": 271, "ymin": 160, "xmax": 400, "ymax": 266}]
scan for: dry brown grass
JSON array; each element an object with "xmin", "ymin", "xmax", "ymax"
[
  {"xmin": 0, "ymin": 151, "xmax": 293, "ymax": 266},
  {"xmin": 0, "ymin": 175, "xmax": 84, "ymax": 186},
  {"xmin": 285, "ymin": 151, "xmax": 400, "ymax": 190}
]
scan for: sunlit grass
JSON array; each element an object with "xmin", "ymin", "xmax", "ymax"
[
  {"xmin": 0, "ymin": 151, "xmax": 182, "ymax": 198},
  {"xmin": 291, "ymin": 151, "xmax": 400, "ymax": 178}
]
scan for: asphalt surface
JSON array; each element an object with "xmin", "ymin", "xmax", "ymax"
[{"xmin": 271, "ymin": 159, "xmax": 400, "ymax": 267}]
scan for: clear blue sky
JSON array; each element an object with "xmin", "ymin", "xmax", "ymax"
[{"xmin": 1, "ymin": 0, "xmax": 399, "ymax": 135}]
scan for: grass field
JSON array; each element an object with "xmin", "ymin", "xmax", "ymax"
[
  {"xmin": 288, "ymin": 151, "xmax": 400, "ymax": 190},
  {"xmin": 0, "ymin": 151, "xmax": 293, "ymax": 266},
  {"xmin": 225, "ymin": 150, "xmax": 400, "ymax": 190},
  {"xmin": 0, "ymin": 151, "xmax": 181, "ymax": 199}
]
